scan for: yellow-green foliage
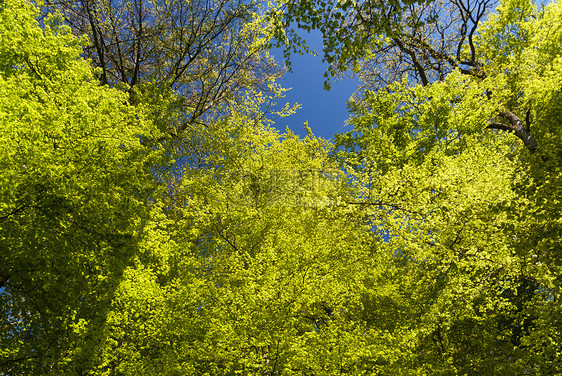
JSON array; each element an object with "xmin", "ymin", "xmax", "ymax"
[
  {"xmin": 0, "ymin": 0, "xmax": 158, "ymax": 373},
  {"xmin": 1, "ymin": 0, "xmax": 562, "ymax": 374}
]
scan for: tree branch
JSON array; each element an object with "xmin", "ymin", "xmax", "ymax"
[
  {"xmin": 393, "ymin": 37, "xmax": 429, "ymax": 86},
  {"xmin": 487, "ymin": 121, "xmax": 515, "ymax": 132},
  {"xmin": 487, "ymin": 109, "xmax": 538, "ymax": 153}
]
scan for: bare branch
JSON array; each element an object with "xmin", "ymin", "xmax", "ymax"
[{"xmin": 393, "ymin": 37, "xmax": 429, "ymax": 86}]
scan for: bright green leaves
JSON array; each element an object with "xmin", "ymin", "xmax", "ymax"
[
  {"xmin": 0, "ymin": 1, "xmax": 87, "ymax": 83},
  {"xmin": 475, "ymin": 1, "xmax": 562, "ymax": 302},
  {"xmin": 91, "ymin": 97, "xmax": 376, "ymax": 373},
  {"xmin": 337, "ymin": 71, "xmax": 511, "ymax": 176},
  {"xmin": 331, "ymin": 1, "xmax": 562, "ymax": 373},
  {"xmin": 477, "ymin": 0, "xmax": 536, "ymax": 71},
  {"xmin": 3, "ymin": 0, "xmax": 562, "ymax": 373},
  {"xmin": 0, "ymin": 0, "xmax": 159, "ymax": 373}
]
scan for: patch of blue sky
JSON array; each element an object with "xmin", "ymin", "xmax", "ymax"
[{"xmin": 270, "ymin": 28, "xmax": 360, "ymax": 141}]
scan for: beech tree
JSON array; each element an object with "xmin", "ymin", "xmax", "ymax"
[
  {"xmin": 332, "ymin": 0, "xmax": 562, "ymax": 372},
  {"xmin": 45, "ymin": 0, "xmax": 282, "ymax": 129},
  {"xmin": 91, "ymin": 98, "xmax": 383, "ymax": 374},
  {"xmin": 2, "ymin": 0, "xmax": 561, "ymax": 374},
  {"xmin": 273, "ymin": 0, "xmax": 544, "ymax": 154},
  {"xmin": 1, "ymin": 2, "xmax": 375, "ymax": 374},
  {"xmin": 0, "ymin": 0, "xmax": 159, "ymax": 372}
]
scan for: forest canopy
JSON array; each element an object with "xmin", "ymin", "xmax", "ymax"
[{"xmin": 0, "ymin": 0, "xmax": 561, "ymax": 374}]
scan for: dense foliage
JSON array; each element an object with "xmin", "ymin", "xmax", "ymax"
[{"xmin": 1, "ymin": 0, "xmax": 561, "ymax": 374}]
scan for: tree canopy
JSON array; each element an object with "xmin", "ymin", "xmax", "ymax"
[{"xmin": 1, "ymin": 0, "xmax": 561, "ymax": 374}]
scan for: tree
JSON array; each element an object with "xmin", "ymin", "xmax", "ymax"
[
  {"xmin": 331, "ymin": 0, "xmax": 562, "ymax": 372},
  {"xmin": 45, "ymin": 0, "xmax": 282, "ymax": 129},
  {"xmin": 272, "ymin": 0, "xmax": 545, "ymax": 154},
  {"xmin": 3, "ymin": 0, "xmax": 561, "ymax": 373},
  {"xmin": 0, "ymin": 0, "xmax": 159, "ymax": 372},
  {"xmin": 44, "ymin": 0, "xmax": 290, "ymax": 223},
  {"xmin": 85, "ymin": 91, "xmax": 387, "ymax": 374},
  {"xmin": 269, "ymin": 0, "xmax": 453, "ymax": 85},
  {"xmin": 1, "ymin": 3, "xmax": 385, "ymax": 374}
]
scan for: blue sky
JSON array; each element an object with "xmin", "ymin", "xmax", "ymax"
[{"xmin": 270, "ymin": 30, "xmax": 360, "ymax": 141}]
